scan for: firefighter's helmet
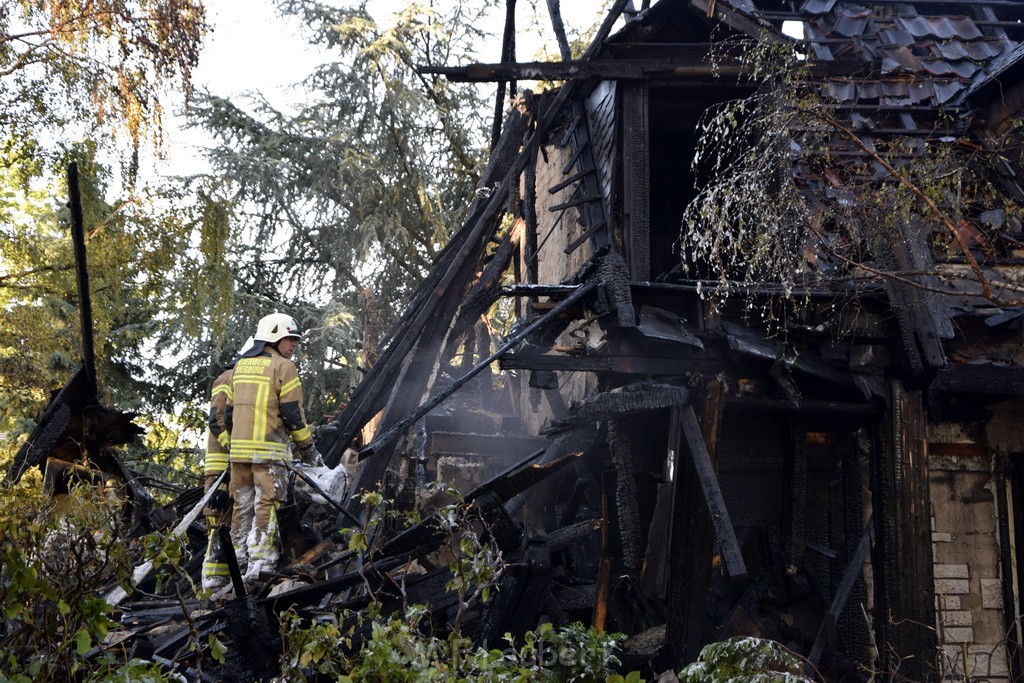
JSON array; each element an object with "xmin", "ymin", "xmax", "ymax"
[{"xmin": 254, "ymin": 312, "xmax": 302, "ymax": 344}]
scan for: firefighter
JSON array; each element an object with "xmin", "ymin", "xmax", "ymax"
[
  {"xmin": 200, "ymin": 336, "xmax": 254, "ymax": 592},
  {"xmin": 225, "ymin": 312, "xmax": 320, "ymax": 586}
]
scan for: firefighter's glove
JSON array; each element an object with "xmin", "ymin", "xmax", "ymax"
[
  {"xmin": 315, "ymin": 422, "xmax": 339, "ymax": 440},
  {"xmin": 297, "ymin": 442, "xmax": 324, "ymax": 467}
]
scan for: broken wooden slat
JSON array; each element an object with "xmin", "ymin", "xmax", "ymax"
[
  {"xmin": 679, "ymin": 405, "xmax": 746, "ymax": 577},
  {"xmin": 549, "ymin": 193, "xmax": 603, "ymax": 212},
  {"xmin": 548, "ymin": 167, "xmax": 596, "ymax": 194},
  {"xmin": 807, "ymin": 516, "xmax": 874, "ymax": 667},
  {"xmin": 563, "ymin": 221, "xmax": 607, "ymax": 255}
]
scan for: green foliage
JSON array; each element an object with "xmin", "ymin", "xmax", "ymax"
[
  {"xmin": 0, "ymin": 0, "xmax": 207, "ymax": 153},
  {"xmin": 0, "ymin": 482, "xmax": 128, "ymax": 680},
  {"xmin": 677, "ymin": 636, "xmax": 813, "ymax": 682},
  {"xmin": 0, "ymin": 477, "xmax": 211, "ymax": 681},
  {"xmin": 0, "ymin": 149, "xmax": 233, "ymax": 444},
  {"xmin": 278, "ymin": 608, "xmax": 627, "ymax": 682},
  {"xmin": 189, "ymin": 0, "xmax": 494, "ymax": 416}
]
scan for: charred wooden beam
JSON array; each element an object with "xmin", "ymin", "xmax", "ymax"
[
  {"xmin": 541, "ymin": 382, "xmax": 690, "ymax": 435},
  {"xmin": 871, "ymin": 381, "xmax": 937, "ymax": 681},
  {"xmin": 608, "ymin": 419, "xmax": 643, "ymax": 571},
  {"xmin": 545, "ymin": 0, "xmax": 572, "ymax": 61},
  {"xmin": 930, "ymin": 362, "xmax": 1024, "ymax": 396},
  {"xmin": 501, "ymin": 349, "xmax": 735, "ymax": 376},
  {"xmin": 679, "ymin": 406, "xmax": 746, "ymax": 577},
  {"xmin": 418, "ymin": 58, "xmax": 744, "ymax": 82},
  {"xmin": 68, "ymin": 162, "xmax": 98, "ymax": 404}
]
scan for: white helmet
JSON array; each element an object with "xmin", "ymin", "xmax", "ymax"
[{"xmin": 254, "ymin": 312, "xmax": 302, "ymax": 344}]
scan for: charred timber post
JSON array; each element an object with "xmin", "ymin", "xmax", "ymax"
[
  {"xmin": 545, "ymin": 0, "xmax": 572, "ymax": 62},
  {"xmin": 679, "ymin": 405, "xmax": 747, "ymax": 577},
  {"xmin": 360, "ymin": 280, "xmax": 598, "ymax": 458},
  {"xmin": 67, "ymin": 163, "xmax": 98, "ymax": 402}
]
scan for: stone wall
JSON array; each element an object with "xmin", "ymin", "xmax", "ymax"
[{"xmin": 930, "ymin": 420, "xmax": 1012, "ymax": 682}]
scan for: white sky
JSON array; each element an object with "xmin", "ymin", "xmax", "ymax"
[{"xmin": 160, "ymin": 0, "xmax": 607, "ymax": 177}]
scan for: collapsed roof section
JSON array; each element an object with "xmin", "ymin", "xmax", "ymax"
[{"xmin": 312, "ymin": 0, "xmax": 1024, "ymax": 679}]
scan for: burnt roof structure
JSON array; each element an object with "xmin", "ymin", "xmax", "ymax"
[{"xmin": 310, "ymin": 0, "xmax": 1024, "ymax": 680}]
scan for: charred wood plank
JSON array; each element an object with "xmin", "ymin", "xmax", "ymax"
[
  {"xmin": 930, "ymin": 362, "xmax": 1024, "ymax": 396},
  {"xmin": 679, "ymin": 406, "xmax": 746, "ymax": 577},
  {"xmin": 219, "ymin": 524, "xmax": 246, "ymax": 598},
  {"xmin": 418, "ymin": 58, "xmax": 745, "ymax": 82},
  {"xmin": 541, "ymin": 382, "xmax": 690, "ymax": 435},
  {"xmin": 808, "ymin": 516, "xmax": 874, "ymax": 667},
  {"xmin": 549, "ymin": 193, "xmax": 603, "ymax": 212},
  {"xmin": 608, "ymin": 420, "xmax": 643, "ymax": 571},
  {"xmin": 500, "ymin": 350, "xmax": 735, "ymax": 376},
  {"xmin": 548, "ymin": 167, "xmax": 595, "ymax": 194}
]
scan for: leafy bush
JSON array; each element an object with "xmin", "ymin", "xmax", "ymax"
[
  {"xmin": 0, "ymin": 481, "xmax": 182, "ymax": 682},
  {"xmin": 677, "ymin": 636, "xmax": 814, "ymax": 683},
  {"xmin": 277, "ymin": 606, "xmax": 627, "ymax": 682}
]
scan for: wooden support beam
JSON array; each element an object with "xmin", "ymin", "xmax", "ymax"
[
  {"xmin": 500, "ymin": 350, "xmax": 735, "ymax": 376},
  {"xmin": 67, "ymin": 163, "xmax": 98, "ymax": 404},
  {"xmin": 679, "ymin": 406, "xmax": 746, "ymax": 577},
  {"xmin": 870, "ymin": 381, "xmax": 937, "ymax": 680},
  {"xmin": 418, "ymin": 58, "xmax": 744, "ymax": 82}
]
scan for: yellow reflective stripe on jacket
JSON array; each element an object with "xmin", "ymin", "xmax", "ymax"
[
  {"xmin": 212, "ymin": 383, "xmax": 233, "ymax": 399},
  {"xmin": 216, "ymin": 431, "xmax": 230, "ymax": 448},
  {"xmin": 290, "ymin": 425, "xmax": 312, "ymax": 442},
  {"xmin": 205, "ymin": 451, "xmax": 229, "ymax": 473},
  {"xmin": 280, "ymin": 376, "xmax": 301, "ymax": 397},
  {"xmin": 228, "ymin": 347, "xmax": 312, "ymax": 462},
  {"xmin": 229, "ymin": 438, "xmax": 290, "ymax": 462}
]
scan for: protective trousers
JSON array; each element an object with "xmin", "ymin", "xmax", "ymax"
[
  {"xmin": 229, "ymin": 461, "xmax": 287, "ymax": 583},
  {"xmin": 201, "ymin": 472, "xmax": 232, "ymax": 591}
]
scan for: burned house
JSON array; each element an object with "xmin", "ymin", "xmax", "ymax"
[
  {"xmin": 316, "ymin": 0, "xmax": 1024, "ymax": 680},
  {"xmin": 13, "ymin": 0, "xmax": 1024, "ymax": 680}
]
